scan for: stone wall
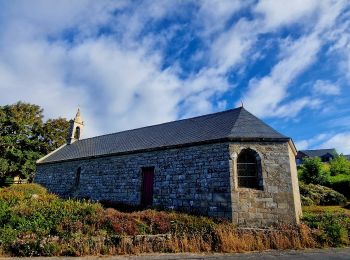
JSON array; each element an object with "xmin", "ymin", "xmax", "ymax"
[
  {"xmin": 35, "ymin": 142, "xmax": 232, "ymax": 218},
  {"xmin": 35, "ymin": 140, "xmax": 301, "ymax": 226},
  {"xmin": 229, "ymin": 142, "xmax": 301, "ymax": 227},
  {"xmin": 288, "ymin": 143, "xmax": 303, "ymax": 222}
]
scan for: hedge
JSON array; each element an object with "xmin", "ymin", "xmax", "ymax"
[{"xmin": 325, "ymin": 174, "xmax": 350, "ymax": 199}]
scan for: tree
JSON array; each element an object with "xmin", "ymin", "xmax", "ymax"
[
  {"xmin": 42, "ymin": 118, "xmax": 70, "ymax": 154},
  {"xmin": 299, "ymin": 157, "xmax": 327, "ymax": 185},
  {"xmin": 330, "ymin": 155, "xmax": 350, "ymax": 176},
  {"xmin": 0, "ymin": 102, "xmax": 69, "ymax": 183}
]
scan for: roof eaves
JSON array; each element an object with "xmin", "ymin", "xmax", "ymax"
[{"xmin": 36, "ymin": 144, "xmax": 67, "ymax": 164}]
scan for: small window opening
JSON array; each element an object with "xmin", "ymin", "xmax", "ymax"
[
  {"xmin": 75, "ymin": 167, "xmax": 81, "ymax": 187},
  {"xmin": 74, "ymin": 126, "xmax": 80, "ymax": 139},
  {"xmin": 237, "ymin": 148, "xmax": 263, "ymax": 190}
]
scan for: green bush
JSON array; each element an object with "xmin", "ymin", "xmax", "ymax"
[
  {"xmin": 325, "ymin": 174, "xmax": 350, "ymax": 199},
  {"xmin": 299, "ymin": 182, "xmax": 347, "ymax": 206},
  {"xmin": 330, "ymin": 155, "xmax": 350, "ymax": 176},
  {"xmin": 0, "ymin": 184, "xmax": 106, "ymax": 256},
  {"xmin": 0, "ymin": 184, "xmax": 223, "ymax": 256},
  {"xmin": 9, "ymin": 233, "xmax": 60, "ymax": 257},
  {"xmin": 301, "ymin": 195, "xmax": 314, "ymax": 206},
  {"xmin": 299, "ymin": 157, "xmax": 327, "ymax": 185},
  {"xmin": 302, "ymin": 212, "xmax": 349, "ymax": 247},
  {"xmin": 320, "ymin": 191, "xmax": 347, "ymax": 206}
]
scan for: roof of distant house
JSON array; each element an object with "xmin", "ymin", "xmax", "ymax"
[
  {"xmin": 38, "ymin": 107, "xmax": 289, "ymax": 164},
  {"xmin": 344, "ymin": 155, "xmax": 350, "ymax": 161},
  {"xmin": 298, "ymin": 149, "xmax": 337, "ymax": 158}
]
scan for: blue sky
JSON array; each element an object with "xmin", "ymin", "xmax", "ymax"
[{"xmin": 0, "ymin": 0, "xmax": 350, "ymax": 153}]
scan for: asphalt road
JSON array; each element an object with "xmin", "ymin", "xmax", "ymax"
[{"xmin": 1, "ymin": 248, "xmax": 350, "ymax": 259}]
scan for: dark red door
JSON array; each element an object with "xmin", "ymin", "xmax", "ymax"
[{"xmin": 141, "ymin": 167, "xmax": 154, "ymax": 206}]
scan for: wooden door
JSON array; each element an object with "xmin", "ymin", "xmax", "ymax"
[{"xmin": 141, "ymin": 167, "xmax": 154, "ymax": 206}]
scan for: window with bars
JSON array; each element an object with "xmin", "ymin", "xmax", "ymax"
[{"xmin": 237, "ymin": 149, "xmax": 263, "ymax": 190}]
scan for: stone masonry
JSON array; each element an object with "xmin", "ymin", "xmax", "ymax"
[
  {"xmin": 36, "ymin": 142, "xmax": 232, "ymax": 218},
  {"xmin": 229, "ymin": 142, "xmax": 302, "ymax": 226},
  {"xmin": 35, "ymin": 140, "xmax": 302, "ymax": 226}
]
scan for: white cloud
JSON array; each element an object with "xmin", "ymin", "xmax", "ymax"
[
  {"xmin": 319, "ymin": 132, "xmax": 350, "ymax": 154},
  {"xmin": 196, "ymin": 0, "xmax": 248, "ymax": 36},
  {"xmin": 0, "ymin": 0, "xmax": 349, "ymax": 140},
  {"xmin": 272, "ymin": 97, "xmax": 321, "ymax": 118},
  {"xmin": 241, "ymin": 34, "xmax": 321, "ymax": 117},
  {"xmin": 210, "ymin": 19, "xmax": 258, "ymax": 73},
  {"xmin": 295, "ymin": 140, "xmax": 309, "ymax": 151},
  {"xmin": 296, "ymin": 131, "xmax": 350, "ymax": 154},
  {"xmin": 0, "ymin": 34, "xmax": 185, "ymax": 137},
  {"xmin": 0, "ymin": 1, "xmax": 240, "ymax": 137},
  {"xmin": 329, "ymin": 116, "xmax": 350, "ymax": 128},
  {"xmin": 313, "ymin": 80, "xmax": 341, "ymax": 95},
  {"xmin": 254, "ymin": 0, "xmax": 319, "ymax": 29},
  {"xmin": 326, "ymin": 7, "xmax": 350, "ymax": 80},
  {"xmin": 66, "ymin": 38, "xmax": 183, "ymax": 135},
  {"xmin": 0, "ymin": 0, "xmax": 124, "ymax": 42},
  {"xmin": 295, "ymin": 133, "xmax": 329, "ymax": 151},
  {"xmin": 237, "ymin": 0, "xmax": 347, "ymax": 119},
  {"xmin": 0, "ymin": 39, "xmax": 89, "ymax": 120}
]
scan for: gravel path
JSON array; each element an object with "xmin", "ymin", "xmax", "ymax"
[{"xmin": 1, "ymin": 248, "xmax": 349, "ymax": 259}]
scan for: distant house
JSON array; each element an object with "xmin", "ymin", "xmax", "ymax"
[
  {"xmin": 345, "ymin": 155, "xmax": 350, "ymax": 161},
  {"xmin": 296, "ymin": 149, "xmax": 337, "ymax": 165}
]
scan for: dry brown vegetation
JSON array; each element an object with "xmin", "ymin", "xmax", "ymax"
[
  {"xmin": 78, "ymin": 224, "xmax": 317, "ymax": 255},
  {"xmin": 0, "ymin": 184, "xmax": 348, "ymax": 256}
]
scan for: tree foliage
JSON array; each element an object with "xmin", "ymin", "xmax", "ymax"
[
  {"xmin": 0, "ymin": 102, "xmax": 69, "ymax": 182},
  {"xmin": 329, "ymin": 155, "xmax": 350, "ymax": 176},
  {"xmin": 299, "ymin": 157, "xmax": 327, "ymax": 185}
]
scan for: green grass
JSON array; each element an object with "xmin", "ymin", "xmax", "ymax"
[
  {"xmin": 327, "ymin": 174, "xmax": 350, "ymax": 182},
  {"xmin": 303, "ymin": 205, "xmax": 350, "ymax": 215}
]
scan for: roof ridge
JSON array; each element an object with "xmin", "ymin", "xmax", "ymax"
[
  {"xmin": 78, "ymin": 107, "xmax": 241, "ymax": 143},
  {"xmin": 230, "ymin": 106, "xmax": 244, "ymax": 130},
  {"xmin": 300, "ymin": 148, "xmax": 336, "ymax": 151},
  {"xmin": 230, "ymin": 107, "xmax": 287, "ymax": 137}
]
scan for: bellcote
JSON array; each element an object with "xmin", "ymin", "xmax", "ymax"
[{"xmin": 67, "ymin": 108, "xmax": 84, "ymax": 144}]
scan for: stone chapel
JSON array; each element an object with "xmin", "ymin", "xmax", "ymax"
[{"xmin": 35, "ymin": 106, "xmax": 302, "ymax": 226}]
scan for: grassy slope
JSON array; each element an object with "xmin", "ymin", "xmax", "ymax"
[{"xmin": 0, "ymin": 184, "xmax": 348, "ymax": 256}]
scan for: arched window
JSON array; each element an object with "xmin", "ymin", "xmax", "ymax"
[
  {"xmin": 75, "ymin": 167, "xmax": 81, "ymax": 187},
  {"xmin": 237, "ymin": 148, "xmax": 263, "ymax": 190},
  {"xmin": 74, "ymin": 126, "xmax": 80, "ymax": 139}
]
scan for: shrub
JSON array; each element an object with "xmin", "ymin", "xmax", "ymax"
[
  {"xmin": 301, "ymin": 195, "xmax": 314, "ymax": 206},
  {"xmin": 1, "ymin": 183, "xmax": 48, "ymax": 197},
  {"xmin": 302, "ymin": 212, "xmax": 349, "ymax": 247},
  {"xmin": 299, "ymin": 158, "xmax": 327, "ymax": 185},
  {"xmin": 325, "ymin": 174, "xmax": 350, "ymax": 199},
  {"xmin": 330, "ymin": 155, "xmax": 350, "ymax": 176},
  {"xmin": 299, "ymin": 182, "xmax": 347, "ymax": 206},
  {"xmin": 9, "ymin": 233, "xmax": 60, "ymax": 257},
  {"xmin": 320, "ymin": 191, "xmax": 347, "ymax": 206},
  {"xmin": 325, "ymin": 220, "xmax": 348, "ymax": 247}
]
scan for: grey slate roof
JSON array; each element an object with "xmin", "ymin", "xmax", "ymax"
[
  {"xmin": 38, "ymin": 107, "xmax": 289, "ymax": 164},
  {"xmin": 299, "ymin": 149, "xmax": 337, "ymax": 158}
]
